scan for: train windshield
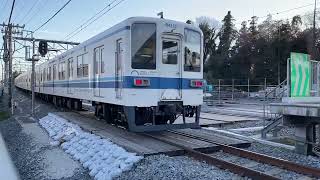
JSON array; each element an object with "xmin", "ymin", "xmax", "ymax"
[
  {"xmin": 131, "ymin": 23, "xmax": 156, "ymax": 69},
  {"xmin": 184, "ymin": 29, "xmax": 201, "ymax": 72}
]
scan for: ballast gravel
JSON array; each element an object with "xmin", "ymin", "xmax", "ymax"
[
  {"xmin": 247, "ymin": 143, "xmax": 320, "ymax": 169},
  {"xmin": 211, "ymin": 151, "xmax": 302, "ymax": 179},
  {"xmin": 116, "ymin": 155, "xmax": 241, "ymax": 180}
]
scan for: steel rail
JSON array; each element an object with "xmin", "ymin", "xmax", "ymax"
[
  {"xmin": 168, "ymin": 130, "xmax": 320, "ymax": 178},
  {"xmin": 142, "ymin": 133, "xmax": 279, "ymax": 180}
]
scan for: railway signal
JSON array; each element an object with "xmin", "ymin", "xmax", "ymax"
[{"xmin": 38, "ymin": 41, "xmax": 48, "ymax": 56}]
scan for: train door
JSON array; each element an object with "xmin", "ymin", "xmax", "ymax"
[
  {"xmin": 160, "ymin": 35, "xmax": 182, "ymax": 100},
  {"xmin": 94, "ymin": 46, "xmax": 104, "ymax": 97},
  {"xmin": 115, "ymin": 39, "xmax": 123, "ymax": 99},
  {"xmin": 67, "ymin": 58, "xmax": 73, "ymax": 94}
]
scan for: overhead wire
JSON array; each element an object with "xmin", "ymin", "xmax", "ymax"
[
  {"xmin": 8, "ymin": 0, "xmax": 16, "ymax": 24},
  {"xmin": 17, "ymin": 0, "xmax": 41, "ymax": 25},
  {"xmin": 235, "ymin": 2, "xmax": 317, "ymax": 25},
  {"xmin": 33, "ymin": 0, "xmax": 72, "ymax": 32},
  {"xmin": 63, "ymin": 0, "xmax": 116, "ymax": 40},
  {"xmin": 0, "ymin": 0, "xmax": 9, "ymax": 22},
  {"xmin": 258, "ymin": 3, "xmax": 315, "ymax": 19},
  {"xmin": 23, "ymin": 0, "xmax": 49, "ymax": 26},
  {"xmin": 11, "ymin": 0, "xmax": 26, "ymax": 23},
  {"xmin": 65, "ymin": 0, "xmax": 126, "ymax": 41}
]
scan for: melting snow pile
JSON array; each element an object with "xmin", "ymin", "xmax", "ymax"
[{"xmin": 39, "ymin": 113, "xmax": 142, "ymax": 180}]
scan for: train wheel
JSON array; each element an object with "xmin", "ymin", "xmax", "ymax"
[{"xmin": 103, "ymin": 104, "xmax": 112, "ymax": 123}]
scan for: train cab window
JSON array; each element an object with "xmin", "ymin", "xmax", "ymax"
[
  {"xmin": 131, "ymin": 23, "xmax": 156, "ymax": 69},
  {"xmin": 184, "ymin": 29, "xmax": 201, "ymax": 72},
  {"xmin": 162, "ymin": 40, "xmax": 178, "ymax": 64}
]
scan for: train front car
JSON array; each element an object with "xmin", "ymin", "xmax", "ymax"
[{"xmin": 123, "ymin": 17, "xmax": 203, "ymax": 132}]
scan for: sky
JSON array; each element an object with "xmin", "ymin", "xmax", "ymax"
[
  {"xmin": 0, "ymin": 0, "xmax": 317, "ymax": 74},
  {"xmin": 0, "ymin": 0, "xmax": 316, "ymax": 42}
]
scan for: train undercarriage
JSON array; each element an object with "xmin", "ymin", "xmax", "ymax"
[
  {"xmin": 23, "ymin": 89, "xmax": 200, "ymax": 132},
  {"xmin": 94, "ymin": 101, "xmax": 201, "ymax": 132}
]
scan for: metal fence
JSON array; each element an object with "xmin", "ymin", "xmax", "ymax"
[{"xmin": 204, "ymin": 78, "xmax": 280, "ymax": 105}]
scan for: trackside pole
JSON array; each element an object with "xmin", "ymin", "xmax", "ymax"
[{"xmin": 31, "ymin": 40, "xmax": 35, "ymax": 116}]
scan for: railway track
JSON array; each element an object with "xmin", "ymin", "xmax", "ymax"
[
  {"xmin": 143, "ymin": 130, "xmax": 320, "ymax": 180},
  {"xmin": 70, "ymin": 105, "xmax": 320, "ymax": 178}
]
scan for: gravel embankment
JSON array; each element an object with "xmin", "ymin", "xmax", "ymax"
[
  {"xmin": 0, "ymin": 91, "xmax": 92, "ymax": 180},
  {"xmin": 0, "ymin": 118, "xmax": 92, "ymax": 180},
  {"xmin": 116, "ymin": 155, "xmax": 241, "ymax": 180}
]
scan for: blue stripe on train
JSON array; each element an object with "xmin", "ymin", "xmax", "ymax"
[{"xmin": 38, "ymin": 76, "xmax": 202, "ymax": 90}]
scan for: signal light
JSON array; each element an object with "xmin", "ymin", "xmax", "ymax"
[
  {"xmin": 190, "ymin": 80, "xmax": 203, "ymax": 88},
  {"xmin": 134, "ymin": 78, "xmax": 150, "ymax": 87},
  {"xmin": 38, "ymin": 41, "xmax": 48, "ymax": 57}
]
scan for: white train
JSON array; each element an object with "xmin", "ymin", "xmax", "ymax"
[{"xmin": 15, "ymin": 17, "xmax": 204, "ymax": 132}]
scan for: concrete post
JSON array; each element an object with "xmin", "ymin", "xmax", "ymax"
[
  {"xmin": 218, "ymin": 79, "xmax": 221, "ymax": 105},
  {"xmin": 247, "ymin": 78, "xmax": 250, "ymax": 98},
  {"xmin": 295, "ymin": 124, "xmax": 316, "ymax": 155},
  {"xmin": 232, "ymin": 79, "xmax": 234, "ymax": 101}
]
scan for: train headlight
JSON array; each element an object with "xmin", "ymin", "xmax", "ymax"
[
  {"xmin": 190, "ymin": 80, "xmax": 203, "ymax": 88},
  {"xmin": 134, "ymin": 78, "xmax": 150, "ymax": 87}
]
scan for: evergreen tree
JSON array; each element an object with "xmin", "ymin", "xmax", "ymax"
[
  {"xmin": 217, "ymin": 11, "xmax": 237, "ymax": 57},
  {"xmin": 198, "ymin": 22, "xmax": 218, "ymax": 70}
]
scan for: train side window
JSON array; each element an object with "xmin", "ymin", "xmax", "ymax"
[
  {"xmin": 100, "ymin": 47, "xmax": 104, "ymax": 73},
  {"xmin": 58, "ymin": 62, "xmax": 66, "ymax": 80},
  {"xmin": 94, "ymin": 46, "xmax": 104, "ymax": 74},
  {"xmin": 53, "ymin": 64, "xmax": 57, "ymax": 80},
  {"xmin": 43, "ymin": 69, "xmax": 46, "ymax": 81},
  {"xmin": 77, "ymin": 55, "xmax": 83, "ymax": 77},
  {"xmin": 184, "ymin": 29, "xmax": 201, "ymax": 72},
  {"xmin": 68, "ymin": 58, "xmax": 73, "ymax": 78},
  {"xmin": 47, "ymin": 67, "xmax": 51, "ymax": 81},
  {"xmin": 94, "ymin": 48, "xmax": 99, "ymax": 75},
  {"xmin": 131, "ymin": 23, "xmax": 156, "ymax": 69},
  {"xmin": 83, "ymin": 54, "xmax": 88, "ymax": 77}
]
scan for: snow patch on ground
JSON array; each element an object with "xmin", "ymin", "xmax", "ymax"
[
  {"xmin": 39, "ymin": 113, "xmax": 142, "ymax": 180},
  {"xmin": 43, "ymin": 148, "xmax": 80, "ymax": 179}
]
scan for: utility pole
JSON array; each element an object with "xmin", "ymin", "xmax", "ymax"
[
  {"xmin": 313, "ymin": 0, "xmax": 317, "ymax": 59},
  {"xmin": 16, "ymin": 36, "xmax": 78, "ymax": 116},
  {"xmin": 5, "ymin": 24, "xmax": 13, "ymax": 111},
  {"xmin": 1, "ymin": 23, "xmax": 24, "ymax": 114},
  {"xmin": 278, "ymin": 25, "xmax": 281, "ymax": 85},
  {"xmin": 31, "ymin": 39, "xmax": 36, "ymax": 116}
]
